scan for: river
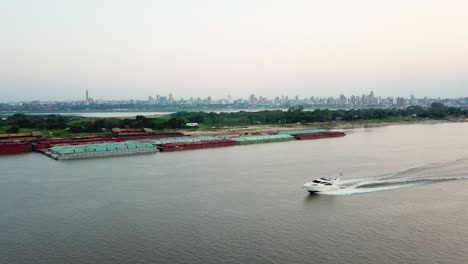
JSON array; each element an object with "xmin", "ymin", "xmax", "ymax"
[
  {"xmin": 1, "ymin": 112, "xmax": 175, "ymax": 118},
  {"xmin": 1, "ymin": 123, "xmax": 468, "ymax": 264},
  {"xmin": 0, "ymin": 109, "xmax": 290, "ymax": 118}
]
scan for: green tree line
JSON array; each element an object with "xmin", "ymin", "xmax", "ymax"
[
  {"xmin": 167, "ymin": 104, "xmax": 467, "ymax": 128},
  {"xmin": 1, "ymin": 103, "xmax": 466, "ymax": 133}
]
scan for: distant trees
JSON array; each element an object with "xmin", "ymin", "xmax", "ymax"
[
  {"xmin": 6, "ymin": 114, "xmax": 68, "ymax": 130},
  {"xmin": 168, "ymin": 106, "xmax": 467, "ymax": 126},
  {"xmin": 6, "ymin": 125, "xmax": 19, "ymax": 133},
  {"xmin": 135, "ymin": 115, "xmax": 146, "ymax": 128},
  {"xmin": 1, "ymin": 105, "xmax": 467, "ymax": 135}
]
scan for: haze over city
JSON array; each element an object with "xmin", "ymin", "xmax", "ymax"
[{"xmin": 2, "ymin": 0, "xmax": 468, "ymax": 102}]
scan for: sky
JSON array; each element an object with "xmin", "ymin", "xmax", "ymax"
[{"xmin": 1, "ymin": 0, "xmax": 467, "ymax": 102}]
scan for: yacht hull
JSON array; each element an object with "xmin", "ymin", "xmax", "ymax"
[{"xmin": 303, "ymin": 183, "xmax": 339, "ymax": 193}]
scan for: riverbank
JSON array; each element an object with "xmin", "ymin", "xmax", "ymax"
[
  {"xmin": 3, "ymin": 106, "xmax": 466, "ymax": 139},
  {"xmin": 186, "ymin": 118, "xmax": 468, "ymax": 137},
  {"xmin": 1, "ymin": 118, "xmax": 467, "ymax": 140}
]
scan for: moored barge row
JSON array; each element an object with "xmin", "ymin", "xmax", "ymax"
[{"xmin": 0, "ymin": 128, "xmax": 346, "ymax": 159}]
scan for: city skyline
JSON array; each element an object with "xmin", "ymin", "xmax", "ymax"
[
  {"xmin": 2, "ymin": 89, "xmax": 468, "ymax": 104},
  {"xmin": 4, "ymin": 90, "xmax": 467, "ymax": 103},
  {"xmin": 2, "ymin": 91, "xmax": 467, "ymax": 112},
  {"xmin": 2, "ymin": 83, "xmax": 467, "ymax": 103}
]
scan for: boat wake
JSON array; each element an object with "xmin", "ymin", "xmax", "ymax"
[{"xmin": 320, "ymin": 158, "xmax": 468, "ymax": 195}]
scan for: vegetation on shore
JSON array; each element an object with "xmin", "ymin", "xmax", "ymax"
[{"xmin": 0, "ymin": 103, "xmax": 466, "ymax": 136}]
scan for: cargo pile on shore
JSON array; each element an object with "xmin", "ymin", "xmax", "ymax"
[{"xmin": 0, "ymin": 128, "xmax": 346, "ymax": 159}]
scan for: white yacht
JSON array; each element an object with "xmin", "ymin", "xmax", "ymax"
[{"xmin": 303, "ymin": 177, "xmax": 340, "ymax": 193}]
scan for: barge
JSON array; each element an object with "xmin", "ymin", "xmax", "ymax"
[
  {"xmin": 33, "ymin": 137, "xmax": 125, "ymax": 151},
  {"xmin": 294, "ymin": 131, "xmax": 346, "ymax": 140},
  {"xmin": 46, "ymin": 141, "xmax": 157, "ymax": 160},
  {"xmin": 231, "ymin": 134, "xmax": 294, "ymax": 145},
  {"xmin": 277, "ymin": 129, "xmax": 329, "ymax": 135},
  {"xmin": 157, "ymin": 139, "xmax": 236, "ymax": 152},
  {"xmin": 0, "ymin": 142, "xmax": 33, "ymax": 155},
  {"xmin": 150, "ymin": 136, "xmax": 221, "ymax": 145}
]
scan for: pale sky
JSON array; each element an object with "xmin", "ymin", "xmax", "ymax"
[{"xmin": 1, "ymin": 0, "xmax": 467, "ymax": 102}]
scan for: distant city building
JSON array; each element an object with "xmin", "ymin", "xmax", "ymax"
[
  {"xmin": 369, "ymin": 91, "xmax": 376, "ymax": 105},
  {"xmin": 396, "ymin": 97, "xmax": 407, "ymax": 108},
  {"xmin": 249, "ymin": 94, "xmax": 256, "ymax": 105},
  {"xmin": 340, "ymin": 94, "xmax": 347, "ymax": 105}
]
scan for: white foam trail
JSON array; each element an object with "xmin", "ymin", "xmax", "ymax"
[
  {"xmin": 321, "ymin": 183, "xmax": 420, "ymax": 196},
  {"xmin": 321, "ymin": 177, "xmax": 468, "ymax": 195},
  {"xmin": 316, "ymin": 158, "xmax": 468, "ymax": 195}
]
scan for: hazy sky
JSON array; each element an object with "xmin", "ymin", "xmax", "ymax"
[{"xmin": 1, "ymin": 0, "xmax": 467, "ymax": 102}]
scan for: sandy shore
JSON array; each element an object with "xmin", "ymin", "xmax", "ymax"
[
  {"xmin": 15, "ymin": 118, "xmax": 465, "ymax": 140},
  {"xmin": 186, "ymin": 119, "xmax": 468, "ymax": 137}
]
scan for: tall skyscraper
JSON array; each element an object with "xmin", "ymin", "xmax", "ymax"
[
  {"xmin": 250, "ymin": 94, "xmax": 254, "ymax": 104},
  {"xmin": 410, "ymin": 94, "xmax": 415, "ymax": 105},
  {"xmin": 85, "ymin": 90, "xmax": 89, "ymax": 105},
  {"xmin": 169, "ymin": 93, "xmax": 174, "ymax": 104},
  {"xmin": 369, "ymin": 91, "xmax": 376, "ymax": 105}
]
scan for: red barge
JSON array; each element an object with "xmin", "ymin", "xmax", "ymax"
[
  {"xmin": 294, "ymin": 131, "xmax": 346, "ymax": 140},
  {"xmin": 157, "ymin": 139, "xmax": 236, "ymax": 152},
  {"xmin": 0, "ymin": 142, "xmax": 33, "ymax": 155}
]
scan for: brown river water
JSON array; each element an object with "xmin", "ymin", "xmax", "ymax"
[{"xmin": 1, "ymin": 122, "xmax": 468, "ymax": 264}]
